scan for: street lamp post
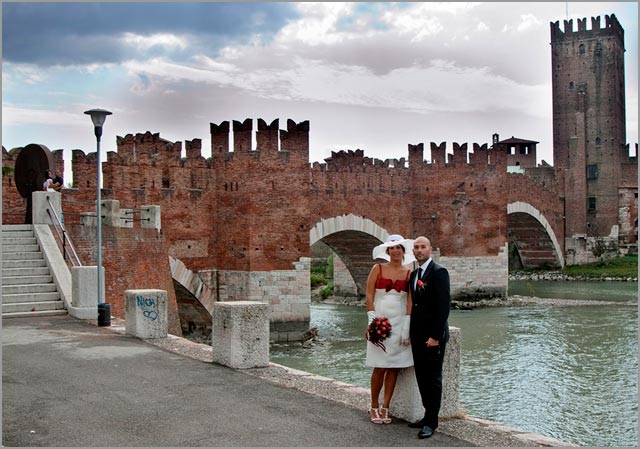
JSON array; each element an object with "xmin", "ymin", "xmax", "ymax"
[{"xmin": 84, "ymin": 108, "xmax": 112, "ymax": 326}]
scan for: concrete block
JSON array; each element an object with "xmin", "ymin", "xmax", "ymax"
[
  {"xmin": 102, "ymin": 200, "xmax": 120, "ymax": 227},
  {"xmin": 211, "ymin": 301, "xmax": 269, "ymax": 369},
  {"xmin": 120, "ymin": 209, "xmax": 134, "ymax": 228},
  {"xmin": 141, "ymin": 205, "xmax": 161, "ymax": 230},
  {"xmin": 80, "ymin": 212, "xmax": 96, "ymax": 227},
  {"xmin": 125, "ymin": 289, "xmax": 168, "ymax": 339},
  {"xmin": 68, "ymin": 266, "xmax": 102, "ymax": 320},
  {"xmin": 383, "ymin": 326, "xmax": 461, "ymax": 422},
  {"xmin": 32, "ymin": 191, "xmax": 62, "ymax": 225}
]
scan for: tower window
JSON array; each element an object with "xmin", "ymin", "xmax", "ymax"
[
  {"xmin": 595, "ymin": 137, "xmax": 602, "ymax": 145},
  {"xmin": 569, "ymin": 81, "xmax": 574, "ymax": 90},
  {"xmin": 587, "ymin": 165, "xmax": 598, "ymax": 179},
  {"xmin": 579, "ymin": 44, "xmax": 585, "ymax": 55},
  {"xmin": 587, "ymin": 197, "xmax": 596, "ymax": 211}
]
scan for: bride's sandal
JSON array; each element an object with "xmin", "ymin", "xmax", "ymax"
[
  {"xmin": 379, "ymin": 407, "xmax": 392, "ymax": 424},
  {"xmin": 369, "ymin": 407, "xmax": 383, "ymax": 424}
]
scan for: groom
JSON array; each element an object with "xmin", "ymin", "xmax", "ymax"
[{"xmin": 408, "ymin": 236, "xmax": 451, "ymax": 439}]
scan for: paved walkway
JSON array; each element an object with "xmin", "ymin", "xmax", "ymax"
[{"xmin": 2, "ymin": 315, "xmax": 575, "ymax": 447}]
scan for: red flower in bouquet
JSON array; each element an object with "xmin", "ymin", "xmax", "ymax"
[{"xmin": 366, "ymin": 316, "xmax": 392, "ymax": 352}]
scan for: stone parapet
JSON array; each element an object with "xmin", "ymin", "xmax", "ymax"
[
  {"xmin": 32, "ymin": 191, "xmax": 62, "ymax": 225},
  {"xmin": 69, "ymin": 266, "xmax": 101, "ymax": 320},
  {"xmin": 211, "ymin": 301, "xmax": 270, "ymax": 369},
  {"xmin": 125, "ymin": 289, "xmax": 168, "ymax": 339},
  {"xmin": 381, "ymin": 326, "xmax": 461, "ymax": 422}
]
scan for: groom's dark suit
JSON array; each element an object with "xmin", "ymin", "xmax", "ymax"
[{"xmin": 409, "ymin": 260, "xmax": 451, "ymax": 431}]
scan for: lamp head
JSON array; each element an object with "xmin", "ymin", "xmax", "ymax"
[
  {"xmin": 84, "ymin": 108, "xmax": 112, "ymax": 127},
  {"xmin": 84, "ymin": 108, "xmax": 112, "ymax": 140}
]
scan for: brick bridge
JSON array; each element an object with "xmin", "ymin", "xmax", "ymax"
[{"xmin": 2, "ymin": 122, "xmax": 566, "ymax": 338}]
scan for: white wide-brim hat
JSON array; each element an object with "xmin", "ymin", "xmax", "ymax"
[{"xmin": 372, "ymin": 234, "xmax": 416, "ymax": 265}]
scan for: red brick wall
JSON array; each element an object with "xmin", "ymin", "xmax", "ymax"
[
  {"xmin": 65, "ymin": 223, "xmax": 182, "ymax": 336},
  {"xmin": 310, "ymin": 149, "xmax": 413, "ymax": 244}
]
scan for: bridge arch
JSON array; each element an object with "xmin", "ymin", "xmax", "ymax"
[
  {"xmin": 507, "ymin": 202, "xmax": 565, "ymax": 268},
  {"xmin": 310, "ymin": 214, "xmax": 392, "ymax": 296}
]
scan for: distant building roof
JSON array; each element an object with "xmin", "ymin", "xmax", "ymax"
[{"xmin": 499, "ymin": 137, "xmax": 539, "ymax": 144}]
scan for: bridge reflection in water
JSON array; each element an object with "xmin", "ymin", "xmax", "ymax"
[{"xmin": 270, "ymin": 281, "xmax": 638, "ymax": 447}]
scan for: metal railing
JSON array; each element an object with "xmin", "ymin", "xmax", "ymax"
[{"xmin": 45, "ymin": 196, "xmax": 82, "ymax": 267}]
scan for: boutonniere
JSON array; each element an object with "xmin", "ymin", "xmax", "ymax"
[{"xmin": 417, "ymin": 280, "xmax": 426, "ymax": 291}]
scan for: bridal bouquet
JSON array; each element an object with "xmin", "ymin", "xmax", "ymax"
[{"xmin": 366, "ymin": 316, "xmax": 392, "ymax": 352}]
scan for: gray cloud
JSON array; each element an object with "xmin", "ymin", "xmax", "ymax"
[{"xmin": 2, "ymin": 2, "xmax": 299, "ymax": 65}]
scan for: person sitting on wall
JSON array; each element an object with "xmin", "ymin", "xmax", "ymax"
[
  {"xmin": 42, "ymin": 169, "xmax": 65, "ymax": 224},
  {"xmin": 42, "ymin": 169, "xmax": 63, "ymax": 191}
]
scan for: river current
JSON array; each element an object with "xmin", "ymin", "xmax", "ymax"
[{"xmin": 270, "ymin": 281, "xmax": 638, "ymax": 447}]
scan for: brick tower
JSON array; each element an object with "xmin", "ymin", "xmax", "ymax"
[{"xmin": 550, "ymin": 14, "xmax": 628, "ymax": 255}]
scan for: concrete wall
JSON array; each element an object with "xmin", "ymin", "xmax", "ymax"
[{"xmin": 440, "ymin": 244, "xmax": 509, "ymax": 301}]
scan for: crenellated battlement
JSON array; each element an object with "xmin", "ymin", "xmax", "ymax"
[
  {"xmin": 408, "ymin": 141, "xmax": 506, "ymax": 167},
  {"xmin": 113, "ymin": 131, "xmax": 182, "ymax": 165},
  {"xmin": 551, "ymin": 14, "xmax": 623, "ymax": 42},
  {"xmin": 209, "ymin": 118, "xmax": 309, "ymax": 160},
  {"xmin": 312, "ymin": 149, "xmax": 408, "ymax": 172}
]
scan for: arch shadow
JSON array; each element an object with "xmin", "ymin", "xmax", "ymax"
[
  {"xmin": 507, "ymin": 202, "xmax": 565, "ymax": 268},
  {"xmin": 310, "ymin": 214, "xmax": 392, "ymax": 296}
]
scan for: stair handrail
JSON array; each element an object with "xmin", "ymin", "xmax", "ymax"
[{"xmin": 45, "ymin": 196, "xmax": 82, "ymax": 267}]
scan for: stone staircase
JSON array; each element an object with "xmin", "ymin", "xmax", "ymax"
[{"xmin": 2, "ymin": 224, "xmax": 66, "ymax": 317}]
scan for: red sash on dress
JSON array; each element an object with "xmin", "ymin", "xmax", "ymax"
[{"xmin": 374, "ymin": 264, "xmax": 410, "ymax": 292}]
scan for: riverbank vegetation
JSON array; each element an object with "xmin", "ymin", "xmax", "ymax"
[
  {"xmin": 516, "ymin": 254, "xmax": 637, "ymax": 279},
  {"xmin": 311, "ymin": 255, "xmax": 334, "ymax": 299}
]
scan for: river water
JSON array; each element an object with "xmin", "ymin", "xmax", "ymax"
[{"xmin": 270, "ymin": 281, "xmax": 638, "ymax": 447}]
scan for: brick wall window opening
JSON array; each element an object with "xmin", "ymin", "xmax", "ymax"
[
  {"xmin": 595, "ymin": 137, "xmax": 602, "ymax": 145},
  {"xmin": 569, "ymin": 81, "xmax": 574, "ymax": 90},
  {"xmin": 579, "ymin": 43, "xmax": 585, "ymax": 55},
  {"xmin": 520, "ymin": 146, "xmax": 528, "ymax": 155},
  {"xmin": 587, "ymin": 165, "xmax": 598, "ymax": 180},
  {"xmin": 509, "ymin": 146, "xmax": 516, "ymax": 155},
  {"xmin": 587, "ymin": 197, "xmax": 597, "ymax": 211},
  {"xmin": 162, "ymin": 177, "xmax": 170, "ymax": 189}
]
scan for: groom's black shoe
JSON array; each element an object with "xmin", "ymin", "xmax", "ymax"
[
  {"xmin": 417, "ymin": 425, "xmax": 435, "ymax": 439},
  {"xmin": 408, "ymin": 421, "xmax": 424, "ymax": 429}
]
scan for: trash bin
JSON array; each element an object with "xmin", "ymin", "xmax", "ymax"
[{"xmin": 97, "ymin": 303, "xmax": 111, "ymax": 327}]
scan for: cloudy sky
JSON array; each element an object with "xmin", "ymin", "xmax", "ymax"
[{"xmin": 2, "ymin": 2, "xmax": 638, "ymax": 182}]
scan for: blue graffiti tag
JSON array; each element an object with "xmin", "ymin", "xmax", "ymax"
[
  {"xmin": 143, "ymin": 310, "xmax": 158, "ymax": 320},
  {"xmin": 136, "ymin": 296, "xmax": 155, "ymax": 307},
  {"xmin": 136, "ymin": 295, "xmax": 158, "ymax": 321}
]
